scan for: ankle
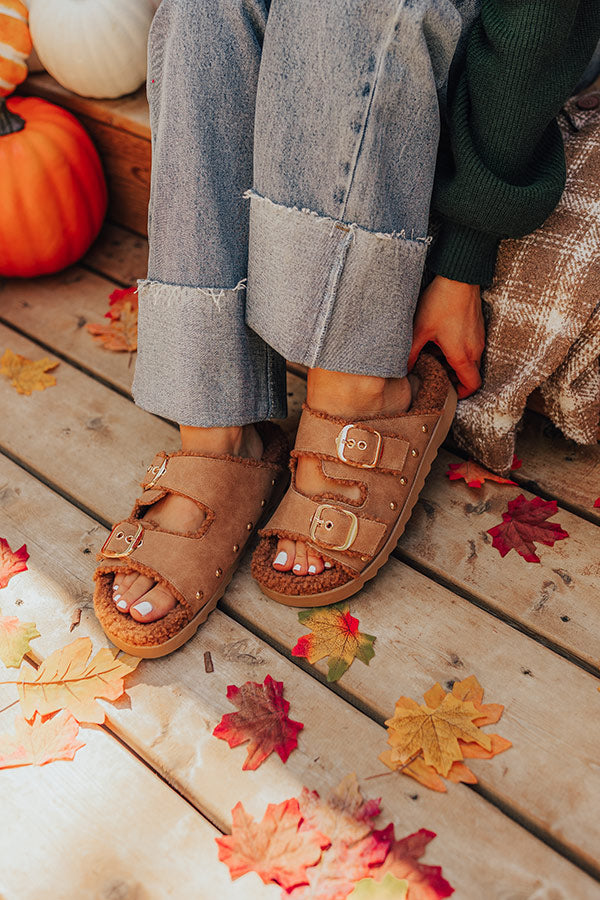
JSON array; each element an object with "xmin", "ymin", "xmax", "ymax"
[
  {"xmin": 306, "ymin": 369, "xmax": 412, "ymax": 419},
  {"xmin": 179, "ymin": 423, "xmax": 262, "ymax": 458}
]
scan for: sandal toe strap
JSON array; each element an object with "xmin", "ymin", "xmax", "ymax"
[{"xmin": 261, "ymin": 488, "xmax": 387, "ymax": 561}]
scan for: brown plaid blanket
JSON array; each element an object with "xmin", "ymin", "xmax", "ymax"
[{"xmin": 452, "ymin": 88, "xmax": 600, "ymax": 475}]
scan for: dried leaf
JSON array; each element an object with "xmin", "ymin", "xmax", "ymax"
[
  {"xmin": 298, "ymin": 773, "xmax": 381, "ymax": 848},
  {"xmin": 446, "ymin": 460, "xmax": 516, "ymax": 488},
  {"xmin": 487, "ymin": 494, "xmax": 569, "ymax": 562},
  {"xmin": 213, "ymin": 673, "xmax": 303, "ymax": 770},
  {"xmin": 0, "ymin": 606, "xmax": 39, "ymax": 668},
  {"xmin": 380, "ymin": 677, "xmax": 509, "ymax": 789},
  {"xmin": 215, "ymin": 798, "xmax": 329, "ymax": 890},
  {"xmin": 384, "ymin": 693, "xmax": 491, "ymax": 777},
  {"xmin": 86, "ymin": 300, "xmax": 138, "ymax": 352},
  {"xmin": 511, "ymin": 456, "xmax": 522, "ymax": 470},
  {"xmin": 292, "ymin": 602, "xmax": 376, "ymax": 682},
  {"xmin": 349, "ymin": 874, "xmax": 408, "ymax": 899},
  {"xmin": 15, "ymin": 637, "xmax": 140, "ymax": 724},
  {"xmin": 0, "ymin": 710, "xmax": 85, "ymax": 768},
  {"xmin": 287, "ymin": 825, "xmax": 391, "ymax": 900},
  {"xmin": 105, "ymin": 285, "xmax": 138, "ymax": 320},
  {"xmin": 0, "ymin": 538, "xmax": 29, "ymax": 589},
  {"xmin": 0, "ymin": 349, "xmax": 59, "ymax": 395},
  {"xmin": 369, "ymin": 827, "xmax": 454, "ymax": 899}
]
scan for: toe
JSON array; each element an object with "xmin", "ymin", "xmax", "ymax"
[
  {"xmin": 273, "ymin": 538, "xmax": 295, "ymax": 571},
  {"xmin": 115, "ymin": 573, "xmax": 156, "ymax": 612},
  {"xmin": 129, "ymin": 583, "xmax": 177, "ymax": 622},
  {"xmin": 112, "ymin": 570, "xmax": 138, "ymax": 598},
  {"xmin": 306, "ymin": 550, "xmax": 324, "ymax": 575},
  {"xmin": 292, "ymin": 541, "xmax": 308, "ymax": 576}
]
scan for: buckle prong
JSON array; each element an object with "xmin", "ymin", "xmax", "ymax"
[{"xmin": 145, "ymin": 456, "xmax": 167, "ymax": 489}]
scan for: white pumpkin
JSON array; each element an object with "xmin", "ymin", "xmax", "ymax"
[{"xmin": 28, "ymin": 0, "xmax": 155, "ymax": 99}]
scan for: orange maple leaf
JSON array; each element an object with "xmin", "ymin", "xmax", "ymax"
[
  {"xmin": 4, "ymin": 636, "xmax": 140, "ymax": 724},
  {"xmin": 446, "ymin": 460, "xmax": 516, "ymax": 488},
  {"xmin": 216, "ymin": 798, "xmax": 330, "ymax": 891},
  {"xmin": 105, "ymin": 285, "xmax": 138, "ymax": 320},
  {"xmin": 86, "ymin": 299, "xmax": 138, "ymax": 352},
  {"xmin": 0, "ymin": 537, "xmax": 29, "ymax": 589},
  {"xmin": 0, "ymin": 709, "xmax": 85, "ymax": 768},
  {"xmin": 0, "ymin": 349, "xmax": 59, "ymax": 395},
  {"xmin": 379, "ymin": 676, "xmax": 510, "ymax": 789}
]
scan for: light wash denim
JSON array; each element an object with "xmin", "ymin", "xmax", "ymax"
[{"xmin": 132, "ymin": 0, "xmax": 483, "ymax": 427}]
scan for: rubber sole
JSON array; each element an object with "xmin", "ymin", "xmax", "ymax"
[
  {"xmin": 94, "ymin": 470, "xmax": 290, "ymax": 659},
  {"xmin": 257, "ymin": 386, "xmax": 458, "ymax": 608}
]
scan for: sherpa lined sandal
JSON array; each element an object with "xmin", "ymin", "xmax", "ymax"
[
  {"xmin": 93, "ymin": 422, "xmax": 289, "ymax": 658},
  {"xmin": 251, "ymin": 354, "xmax": 456, "ymax": 607}
]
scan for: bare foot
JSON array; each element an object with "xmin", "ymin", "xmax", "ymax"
[
  {"xmin": 113, "ymin": 424, "xmax": 263, "ymax": 622},
  {"xmin": 273, "ymin": 370, "xmax": 419, "ymax": 576}
]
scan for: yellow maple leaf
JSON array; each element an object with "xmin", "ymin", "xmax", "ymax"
[
  {"xmin": 384, "ymin": 693, "xmax": 491, "ymax": 777},
  {"xmin": 15, "ymin": 636, "xmax": 140, "ymax": 724},
  {"xmin": 0, "ymin": 607, "xmax": 40, "ymax": 668},
  {"xmin": 0, "ymin": 349, "xmax": 59, "ymax": 395},
  {"xmin": 292, "ymin": 602, "xmax": 376, "ymax": 682}
]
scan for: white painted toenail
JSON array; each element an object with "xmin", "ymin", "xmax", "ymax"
[
  {"xmin": 132, "ymin": 600, "xmax": 153, "ymax": 616},
  {"xmin": 293, "ymin": 564, "xmax": 302, "ymax": 572},
  {"xmin": 308, "ymin": 565, "xmax": 316, "ymax": 574},
  {"xmin": 324, "ymin": 562, "xmax": 332, "ymax": 569},
  {"xmin": 112, "ymin": 584, "xmax": 118, "ymax": 591},
  {"xmin": 274, "ymin": 551, "xmax": 287, "ymax": 566},
  {"xmin": 117, "ymin": 600, "xmax": 128, "ymax": 610},
  {"xmin": 114, "ymin": 594, "xmax": 121, "ymax": 601}
]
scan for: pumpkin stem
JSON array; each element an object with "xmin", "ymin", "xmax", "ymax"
[{"xmin": 0, "ymin": 97, "xmax": 25, "ymax": 137}]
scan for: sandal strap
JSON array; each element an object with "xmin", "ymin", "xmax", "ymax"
[
  {"xmin": 97, "ymin": 452, "xmax": 281, "ymax": 615},
  {"xmin": 293, "ymin": 408, "xmax": 410, "ymax": 473},
  {"xmin": 261, "ymin": 486, "xmax": 387, "ymax": 558}
]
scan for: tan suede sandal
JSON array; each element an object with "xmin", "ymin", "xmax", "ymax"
[
  {"xmin": 251, "ymin": 355, "xmax": 456, "ymax": 607},
  {"xmin": 93, "ymin": 422, "xmax": 289, "ymax": 658}
]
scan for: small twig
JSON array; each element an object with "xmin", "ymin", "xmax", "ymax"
[
  {"xmin": 0, "ymin": 698, "xmax": 19, "ymax": 715},
  {"xmin": 204, "ymin": 651, "xmax": 214, "ymax": 673},
  {"xmin": 364, "ymin": 750, "xmax": 422, "ymax": 780}
]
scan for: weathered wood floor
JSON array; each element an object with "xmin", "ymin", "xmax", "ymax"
[{"xmin": 1, "ymin": 224, "xmax": 599, "ymax": 900}]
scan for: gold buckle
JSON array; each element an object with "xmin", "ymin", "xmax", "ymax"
[
  {"xmin": 335, "ymin": 424, "xmax": 382, "ymax": 468},
  {"xmin": 309, "ymin": 503, "xmax": 359, "ymax": 551},
  {"xmin": 100, "ymin": 522, "xmax": 144, "ymax": 558},
  {"xmin": 145, "ymin": 456, "xmax": 167, "ymax": 489}
]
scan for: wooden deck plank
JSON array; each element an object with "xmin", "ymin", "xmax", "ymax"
[
  {"xmin": 0, "ymin": 454, "xmax": 596, "ymax": 898},
  {"xmin": 396, "ymin": 448, "xmax": 600, "ymax": 670},
  {"xmin": 0, "ymin": 698, "xmax": 273, "ymax": 899},
  {"xmin": 20, "ymin": 72, "xmax": 151, "ymax": 140},
  {"xmin": 513, "ymin": 412, "xmax": 600, "ymax": 524},
  {"xmin": 2, "ymin": 309, "xmax": 598, "ymax": 675},
  {"xmin": 83, "ymin": 223, "xmax": 149, "ymax": 286}
]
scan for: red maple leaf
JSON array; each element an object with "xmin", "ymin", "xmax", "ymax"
[
  {"xmin": 511, "ymin": 455, "xmax": 522, "ymax": 470},
  {"xmin": 105, "ymin": 285, "xmax": 138, "ymax": 320},
  {"xmin": 0, "ymin": 538, "xmax": 29, "ymax": 588},
  {"xmin": 216, "ymin": 798, "xmax": 329, "ymax": 890},
  {"xmin": 287, "ymin": 824, "xmax": 391, "ymax": 900},
  {"xmin": 369, "ymin": 827, "xmax": 454, "ymax": 899},
  {"xmin": 213, "ymin": 674, "xmax": 303, "ymax": 770},
  {"xmin": 446, "ymin": 460, "xmax": 516, "ymax": 488},
  {"xmin": 594, "ymin": 498, "xmax": 600, "ymax": 508},
  {"xmin": 487, "ymin": 494, "xmax": 568, "ymax": 562}
]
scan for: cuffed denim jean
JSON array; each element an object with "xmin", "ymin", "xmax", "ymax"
[{"xmin": 132, "ymin": 0, "xmax": 481, "ymax": 427}]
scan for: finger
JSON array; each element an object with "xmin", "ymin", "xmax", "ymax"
[
  {"xmin": 407, "ymin": 333, "xmax": 429, "ymax": 372},
  {"xmin": 451, "ymin": 359, "xmax": 482, "ymax": 398}
]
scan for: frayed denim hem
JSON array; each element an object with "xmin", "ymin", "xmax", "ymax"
[
  {"xmin": 243, "ymin": 188, "xmax": 429, "ymax": 378},
  {"xmin": 131, "ymin": 277, "xmax": 288, "ymax": 427}
]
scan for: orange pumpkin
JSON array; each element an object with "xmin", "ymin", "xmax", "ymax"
[
  {"xmin": 0, "ymin": 0, "xmax": 32, "ymax": 96},
  {"xmin": 0, "ymin": 95, "xmax": 107, "ymax": 277}
]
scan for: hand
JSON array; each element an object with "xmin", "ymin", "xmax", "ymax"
[{"xmin": 407, "ymin": 275, "xmax": 485, "ymax": 399}]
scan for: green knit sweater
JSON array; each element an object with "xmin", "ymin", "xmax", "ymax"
[{"xmin": 427, "ymin": 0, "xmax": 600, "ymax": 286}]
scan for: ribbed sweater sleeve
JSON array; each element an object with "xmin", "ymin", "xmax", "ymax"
[{"xmin": 427, "ymin": 0, "xmax": 600, "ymax": 286}]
